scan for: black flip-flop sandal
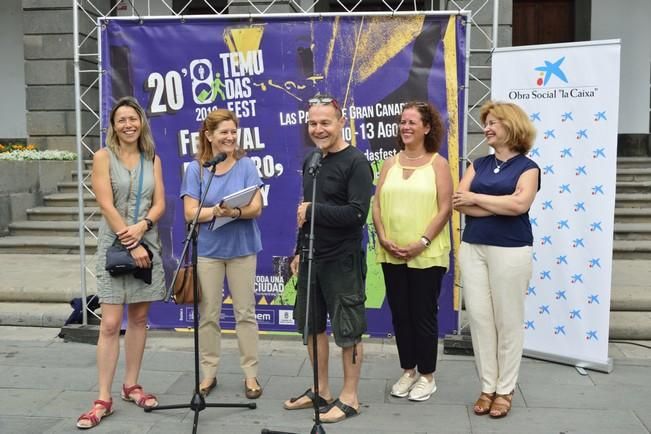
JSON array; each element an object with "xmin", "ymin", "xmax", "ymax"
[
  {"xmin": 284, "ymin": 388, "xmax": 332, "ymax": 410},
  {"xmin": 318, "ymin": 398, "xmax": 360, "ymax": 423}
]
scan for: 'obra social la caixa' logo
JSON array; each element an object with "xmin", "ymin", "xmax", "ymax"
[{"xmin": 534, "ymin": 56, "xmax": 568, "ymax": 87}]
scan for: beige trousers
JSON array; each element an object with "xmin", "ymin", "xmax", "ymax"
[
  {"xmin": 459, "ymin": 242, "xmax": 532, "ymax": 395},
  {"xmin": 197, "ymin": 254, "xmax": 259, "ymax": 379}
]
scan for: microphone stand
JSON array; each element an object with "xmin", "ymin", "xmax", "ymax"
[
  {"xmin": 149, "ymin": 160, "xmax": 255, "ymax": 434},
  {"xmin": 263, "ymin": 159, "xmax": 325, "ymax": 434}
]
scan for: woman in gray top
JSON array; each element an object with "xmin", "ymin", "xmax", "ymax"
[{"xmin": 77, "ymin": 97, "xmax": 166, "ymax": 429}]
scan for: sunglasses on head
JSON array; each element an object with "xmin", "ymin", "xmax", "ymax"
[{"xmin": 308, "ymin": 96, "xmax": 340, "ymax": 111}]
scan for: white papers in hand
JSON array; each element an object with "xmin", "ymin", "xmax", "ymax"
[{"xmin": 209, "ymin": 185, "xmax": 259, "ymax": 230}]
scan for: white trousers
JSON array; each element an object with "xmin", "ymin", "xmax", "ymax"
[
  {"xmin": 459, "ymin": 242, "xmax": 532, "ymax": 395},
  {"xmin": 197, "ymin": 254, "xmax": 259, "ymax": 380}
]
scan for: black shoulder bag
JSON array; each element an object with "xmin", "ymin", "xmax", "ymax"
[{"xmin": 105, "ymin": 153, "xmax": 145, "ymax": 276}]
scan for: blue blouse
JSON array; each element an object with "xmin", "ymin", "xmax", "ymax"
[
  {"xmin": 180, "ymin": 158, "xmax": 263, "ymax": 259},
  {"xmin": 462, "ymin": 153, "xmax": 540, "ymax": 247}
]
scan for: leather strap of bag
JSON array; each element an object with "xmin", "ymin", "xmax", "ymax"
[
  {"xmin": 132, "ymin": 153, "xmax": 145, "ymax": 225},
  {"xmin": 112, "ymin": 152, "xmax": 144, "ymax": 245},
  {"xmin": 184, "ymin": 163, "xmax": 203, "ymax": 267}
]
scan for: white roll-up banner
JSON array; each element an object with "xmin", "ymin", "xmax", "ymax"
[{"xmin": 491, "ymin": 40, "xmax": 621, "ymax": 371}]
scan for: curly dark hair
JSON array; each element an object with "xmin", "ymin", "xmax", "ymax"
[{"xmin": 396, "ymin": 101, "xmax": 444, "ymax": 153}]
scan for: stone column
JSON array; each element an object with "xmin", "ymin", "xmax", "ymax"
[{"xmin": 22, "ymin": 0, "xmax": 109, "ymax": 153}]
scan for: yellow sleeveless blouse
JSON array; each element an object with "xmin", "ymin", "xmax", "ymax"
[{"xmin": 375, "ymin": 153, "xmax": 450, "ymax": 269}]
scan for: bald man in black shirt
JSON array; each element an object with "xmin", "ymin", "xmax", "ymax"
[{"xmin": 283, "ymin": 95, "xmax": 373, "ymax": 423}]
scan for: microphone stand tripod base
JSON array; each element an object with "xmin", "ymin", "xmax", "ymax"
[
  {"xmin": 311, "ymin": 423, "xmax": 326, "ymax": 434},
  {"xmin": 260, "ymin": 421, "xmax": 325, "ymax": 434},
  {"xmin": 145, "ymin": 392, "xmax": 257, "ymax": 413}
]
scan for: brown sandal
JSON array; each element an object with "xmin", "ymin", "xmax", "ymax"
[
  {"xmin": 489, "ymin": 392, "xmax": 513, "ymax": 418},
  {"xmin": 473, "ymin": 392, "xmax": 495, "ymax": 415}
]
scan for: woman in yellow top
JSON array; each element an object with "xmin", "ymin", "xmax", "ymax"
[{"xmin": 372, "ymin": 101, "xmax": 452, "ymax": 402}]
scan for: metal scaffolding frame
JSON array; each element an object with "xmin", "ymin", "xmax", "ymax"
[
  {"xmin": 73, "ymin": 0, "xmax": 500, "ymax": 327},
  {"xmin": 443, "ymin": 0, "xmax": 500, "ymax": 333},
  {"xmin": 447, "ymin": 0, "xmax": 499, "ymax": 157}
]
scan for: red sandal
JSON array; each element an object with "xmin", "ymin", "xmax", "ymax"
[
  {"xmin": 121, "ymin": 384, "xmax": 159, "ymax": 409},
  {"xmin": 76, "ymin": 399, "xmax": 113, "ymax": 429}
]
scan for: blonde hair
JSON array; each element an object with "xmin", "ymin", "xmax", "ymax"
[
  {"xmin": 105, "ymin": 96, "xmax": 155, "ymax": 160},
  {"xmin": 197, "ymin": 109, "xmax": 245, "ymax": 165},
  {"xmin": 480, "ymin": 101, "xmax": 536, "ymax": 154}
]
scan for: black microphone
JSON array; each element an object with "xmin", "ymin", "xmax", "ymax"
[
  {"xmin": 306, "ymin": 150, "xmax": 323, "ymax": 176},
  {"xmin": 202, "ymin": 152, "xmax": 227, "ymax": 167}
]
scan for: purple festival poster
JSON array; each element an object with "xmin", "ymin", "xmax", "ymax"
[{"xmin": 100, "ymin": 13, "xmax": 466, "ymax": 337}]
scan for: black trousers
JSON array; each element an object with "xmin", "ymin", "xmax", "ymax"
[{"xmin": 382, "ymin": 263, "xmax": 446, "ymax": 375}]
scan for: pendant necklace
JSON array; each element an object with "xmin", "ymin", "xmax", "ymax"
[{"xmin": 494, "ymin": 156, "xmax": 506, "ymax": 174}]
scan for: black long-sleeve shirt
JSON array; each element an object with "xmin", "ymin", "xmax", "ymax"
[{"xmin": 295, "ymin": 145, "xmax": 373, "ymax": 260}]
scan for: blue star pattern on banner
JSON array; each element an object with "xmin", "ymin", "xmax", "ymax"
[
  {"xmin": 523, "ymin": 105, "xmax": 615, "ymax": 362},
  {"xmin": 491, "ymin": 42, "xmax": 620, "ymax": 367}
]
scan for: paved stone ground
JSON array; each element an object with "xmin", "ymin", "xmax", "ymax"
[{"xmin": 0, "ymin": 326, "xmax": 650, "ymax": 434}]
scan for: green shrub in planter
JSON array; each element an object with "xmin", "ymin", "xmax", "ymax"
[
  {"xmin": 0, "ymin": 143, "xmax": 77, "ymax": 160},
  {"xmin": 0, "ymin": 150, "xmax": 77, "ymax": 161}
]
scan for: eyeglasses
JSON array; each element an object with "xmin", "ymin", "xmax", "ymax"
[
  {"xmin": 408, "ymin": 101, "xmax": 430, "ymax": 110},
  {"xmin": 308, "ymin": 96, "xmax": 340, "ymax": 111}
]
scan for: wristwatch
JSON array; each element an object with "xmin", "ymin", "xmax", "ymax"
[
  {"xmin": 144, "ymin": 217, "xmax": 153, "ymax": 232},
  {"xmin": 420, "ymin": 236, "xmax": 431, "ymax": 247}
]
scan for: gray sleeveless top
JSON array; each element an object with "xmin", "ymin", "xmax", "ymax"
[{"xmin": 95, "ymin": 149, "xmax": 165, "ymax": 304}]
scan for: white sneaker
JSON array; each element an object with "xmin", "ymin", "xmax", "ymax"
[
  {"xmin": 390, "ymin": 372, "xmax": 419, "ymax": 397},
  {"xmin": 407, "ymin": 376, "xmax": 437, "ymax": 402}
]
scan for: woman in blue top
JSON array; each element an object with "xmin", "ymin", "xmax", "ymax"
[
  {"xmin": 180, "ymin": 109, "xmax": 264, "ymax": 399},
  {"xmin": 453, "ymin": 101, "xmax": 540, "ymax": 419}
]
